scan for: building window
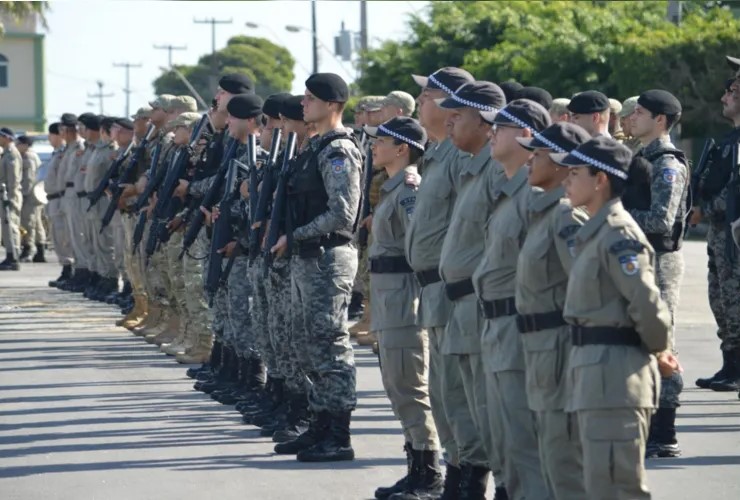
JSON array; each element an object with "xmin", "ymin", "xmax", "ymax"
[{"xmin": 0, "ymin": 54, "xmax": 7, "ymax": 88}]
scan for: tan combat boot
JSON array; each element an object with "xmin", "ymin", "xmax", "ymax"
[
  {"xmin": 131, "ymin": 302, "xmax": 162, "ymax": 337},
  {"xmin": 145, "ymin": 312, "xmax": 180, "ymax": 345},
  {"xmin": 120, "ymin": 295, "xmax": 148, "ymax": 330},
  {"xmin": 176, "ymin": 332, "xmax": 213, "ymax": 364},
  {"xmin": 161, "ymin": 321, "xmax": 191, "ymax": 356},
  {"xmin": 136, "ymin": 305, "xmax": 170, "ymax": 338}
]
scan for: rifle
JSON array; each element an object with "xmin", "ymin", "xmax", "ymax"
[
  {"xmin": 204, "ymin": 154, "xmax": 241, "ymax": 304},
  {"xmin": 248, "ymin": 129, "xmax": 283, "ymax": 261},
  {"xmin": 87, "ymin": 140, "xmax": 135, "ymax": 211},
  {"xmin": 99, "ymin": 124, "xmax": 157, "ymax": 232},
  {"xmin": 358, "ymin": 140, "xmax": 373, "ymax": 248},
  {"xmin": 214, "ymin": 158, "xmax": 251, "ymax": 288},
  {"xmin": 727, "ymin": 144, "xmax": 740, "ymax": 261},
  {"xmin": 689, "ymin": 138, "xmax": 715, "ymax": 222},
  {"xmin": 179, "ymin": 137, "xmax": 238, "ymax": 259},
  {"xmin": 130, "ymin": 142, "xmax": 163, "ymax": 255},
  {"xmin": 263, "ymin": 131, "xmax": 298, "ymax": 274},
  {"xmin": 145, "ymin": 114, "xmax": 209, "ymax": 259},
  {"xmin": 0, "ymin": 183, "xmax": 18, "ymax": 262}
]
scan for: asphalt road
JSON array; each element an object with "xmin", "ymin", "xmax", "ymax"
[{"xmin": 1, "ymin": 241, "xmax": 739, "ymax": 500}]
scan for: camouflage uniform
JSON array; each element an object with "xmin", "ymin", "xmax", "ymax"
[
  {"xmin": 288, "ymin": 128, "xmax": 361, "ymax": 413},
  {"xmin": 0, "ymin": 142, "xmax": 22, "ymax": 257},
  {"xmin": 20, "ymin": 149, "xmax": 45, "ymax": 247},
  {"xmin": 629, "ymin": 136, "xmax": 688, "ymax": 408}
]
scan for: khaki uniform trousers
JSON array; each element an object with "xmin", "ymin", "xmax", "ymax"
[
  {"xmin": 377, "ymin": 326, "xmax": 438, "ymax": 451},
  {"xmin": 122, "ymin": 214, "xmax": 146, "ymax": 297}
]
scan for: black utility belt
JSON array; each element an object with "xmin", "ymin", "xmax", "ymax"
[
  {"xmin": 444, "ymin": 278, "xmax": 474, "ymax": 301},
  {"xmin": 65, "ymin": 182, "xmax": 74, "ymax": 188},
  {"xmin": 296, "ymin": 233, "xmax": 351, "ymax": 258},
  {"xmin": 479, "ymin": 296, "xmax": 516, "ymax": 319},
  {"xmin": 517, "ymin": 310, "xmax": 567, "ymax": 333},
  {"xmin": 415, "ymin": 268, "xmax": 442, "ymax": 287},
  {"xmin": 47, "ymin": 192, "xmax": 63, "ymax": 201},
  {"xmin": 76, "ymin": 191, "xmax": 88, "ymax": 198},
  {"xmin": 369, "ymin": 256, "xmax": 413, "ymax": 274},
  {"xmin": 570, "ymin": 325, "xmax": 641, "ymax": 347}
]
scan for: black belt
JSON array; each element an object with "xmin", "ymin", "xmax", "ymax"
[
  {"xmin": 47, "ymin": 192, "xmax": 62, "ymax": 201},
  {"xmin": 66, "ymin": 182, "xmax": 74, "ymax": 188},
  {"xmin": 76, "ymin": 191, "xmax": 88, "ymax": 198},
  {"xmin": 369, "ymin": 256, "xmax": 413, "ymax": 274},
  {"xmin": 479, "ymin": 296, "xmax": 517, "ymax": 319},
  {"xmin": 415, "ymin": 268, "xmax": 442, "ymax": 287},
  {"xmin": 517, "ymin": 310, "xmax": 567, "ymax": 333},
  {"xmin": 296, "ymin": 233, "xmax": 352, "ymax": 258},
  {"xmin": 570, "ymin": 325, "xmax": 642, "ymax": 347},
  {"xmin": 444, "ymin": 278, "xmax": 474, "ymax": 301}
]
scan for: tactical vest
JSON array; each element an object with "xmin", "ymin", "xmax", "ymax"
[
  {"xmin": 700, "ymin": 129, "xmax": 740, "ymax": 200},
  {"xmin": 287, "ymin": 131, "xmax": 361, "ymax": 247},
  {"xmin": 642, "ymin": 148, "xmax": 690, "ymax": 252}
]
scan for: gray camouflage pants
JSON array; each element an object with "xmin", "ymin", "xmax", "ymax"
[
  {"xmin": 707, "ymin": 222, "xmax": 740, "ymax": 353},
  {"xmin": 655, "ymin": 250, "xmax": 684, "ymax": 408}
]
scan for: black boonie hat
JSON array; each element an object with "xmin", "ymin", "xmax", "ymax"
[
  {"xmin": 280, "ymin": 95, "xmax": 305, "ymax": 122},
  {"xmin": 550, "ymin": 136, "xmax": 632, "ymax": 180},
  {"xmin": 114, "ymin": 118, "xmax": 134, "ymax": 131},
  {"xmin": 516, "ymin": 86, "xmax": 553, "ymax": 110},
  {"xmin": 364, "ymin": 116, "xmax": 427, "ymax": 153},
  {"xmin": 567, "ymin": 90, "xmax": 609, "ymax": 114},
  {"xmin": 637, "ymin": 89, "xmax": 682, "ymax": 116},
  {"xmin": 263, "ymin": 93, "xmax": 291, "ymax": 119},
  {"xmin": 499, "ymin": 81, "xmax": 523, "ymax": 103},
  {"xmin": 60, "ymin": 113, "xmax": 78, "ymax": 126},
  {"xmin": 227, "ymin": 94, "xmax": 264, "ymax": 119},
  {"xmin": 437, "ymin": 81, "xmax": 506, "ymax": 115},
  {"xmin": 515, "ymin": 122, "xmax": 591, "ymax": 153},
  {"xmin": 219, "ymin": 73, "xmax": 255, "ymax": 95},
  {"xmin": 305, "ymin": 73, "xmax": 349, "ymax": 103},
  {"xmin": 488, "ymin": 99, "xmax": 552, "ymax": 132},
  {"xmin": 412, "ymin": 67, "xmax": 475, "ymax": 95}
]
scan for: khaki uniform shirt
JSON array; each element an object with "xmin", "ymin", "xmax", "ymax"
[
  {"xmin": 369, "ymin": 165, "xmax": 419, "ymax": 331},
  {"xmin": 74, "ymin": 142, "xmax": 97, "ymax": 193},
  {"xmin": 405, "ymin": 138, "xmax": 463, "ymax": 328},
  {"xmin": 84, "ymin": 139, "xmax": 118, "ymax": 193},
  {"xmin": 564, "ymin": 199, "xmax": 670, "ymax": 411},
  {"xmin": 515, "ymin": 186, "xmax": 588, "ymax": 410},
  {"xmin": 44, "ymin": 146, "xmax": 66, "ymax": 195},
  {"xmin": 0, "ymin": 142, "xmax": 22, "ymax": 212},
  {"xmin": 21, "ymin": 150, "xmax": 41, "ymax": 196},
  {"xmin": 59, "ymin": 139, "xmax": 85, "ymax": 198}
]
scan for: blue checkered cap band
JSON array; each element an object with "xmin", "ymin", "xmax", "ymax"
[
  {"xmin": 378, "ymin": 124, "xmax": 425, "ymax": 151},
  {"xmin": 532, "ymin": 131, "xmax": 566, "ymax": 153},
  {"xmin": 497, "ymin": 108, "xmax": 532, "ymax": 131},
  {"xmin": 450, "ymin": 92, "xmax": 499, "ymax": 112},
  {"xmin": 428, "ymin": 73, "xmax": 455, "ymax": 95},
  {"xmin": 570, "ymin": 150, "xmax": 628, "ymax": 180}
]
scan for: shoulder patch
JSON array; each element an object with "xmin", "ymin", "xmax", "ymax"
[
  {"xmin": 400, "ymin": 195, "xmax": 416, "ymax": 218},
  {"xmin": 618, "ymin": 254, "xmax": 640, "ymax": 276},
  {"xmin": 331, "ymin": 157, "xmax": 346, "ymax": 175},
  {"xmin": 661, "ymin": 167, "xmax": 677, "ymax": 184},
  {"xmin": 558, "ymin": 224, "xmax": 580, "ymax": 239},
  {"xmin": 608, "ymin": 239, "xmax": 645, "ymax": 255}
]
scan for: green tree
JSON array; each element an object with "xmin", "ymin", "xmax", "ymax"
[
  {"xmin": 0, "ymin": 1, "xmax": 49, "ymax": 34},
  {"xmin": 153, "ymin": 35, "xmax": 294, "ymax": 101}
]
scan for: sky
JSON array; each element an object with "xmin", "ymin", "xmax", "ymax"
[{"xmin": 42, "ymin": 0, "xmax": 428, "ymax": 121}]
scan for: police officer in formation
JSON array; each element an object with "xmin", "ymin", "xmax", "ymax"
[{"xmin": 35, "ymin": 45, "xmax": 735, "ymax": 499}]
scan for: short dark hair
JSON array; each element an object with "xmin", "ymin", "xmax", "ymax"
[{"xmin": 650, "ymin": 111, "xmax": 681, "ymax": 131}]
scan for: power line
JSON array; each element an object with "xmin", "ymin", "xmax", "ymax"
[
  {"xmin": 87, "ymin": 81, "xmax": 114, "ymax": 115},
  {"xmin": 193, "ymin": 17, "xmax": 233, "ymax": 90},
  {"xmin": 113, "ymin": 62, "xmax": 143, "ymax": 118},
  {"xmin": 153, "ymin": 44, "xmax": 187, "ymax": 66}
]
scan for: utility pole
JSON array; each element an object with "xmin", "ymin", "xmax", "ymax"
[
  {"xmin": 113, "ymin": 62, "xmax": 142, "ymax": 117},
  {"xmin": 360, "ymin": 0, "xmax": 368, "ymax": 79},
  {"xmin": 87, "ymin": 81, "xmax": 114, "ymax": 115},
  {"xmin": 194, "ymin": 17, "xmax": 233, "ymax": 90},
  {"xmin": 311, "ymin": 0, "xmax": 319, "ymax": 74},
  {"xmin": 667, "ymin": 0, "xmax": 683, "ymax": 25},
  {"xmin": 153, "ymin": 44, "xmax": 187, "ymax": 67}
]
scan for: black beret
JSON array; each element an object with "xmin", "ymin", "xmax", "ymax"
[
  {"xmin": 0, "ymin": 127, "xmax": 15, "ymax": 139},
  {"xmin": 60, "ymin": 113, "xmax": 78, "ymax": 126},
  {"xmin": 227, "ymin": 94, "xmax": 264, "ymax": 119},
  {"xmin": 115, "ymin": 117, "xmax": 134, "ymax": 131},
  {"xmin": 567, "ymin": 90, "xmax": 609, "ymax": 114},
  {"xmin": 79, "ymin": 113, "xmax": 101, "ymax": 131},
  {"xmin": 489, "ymin": 99, "xmax": 552, "ymax": 132},
  {"xmin": 516, "ymin": 86, "xmax": 553, "ymax": 110},
  {"xmin": 499, "ymin": 81, "xmax": 523, "ymax": 103},
  {"xmin": 305, "ymin": 72, "xmax": 349, "ymax": 103},
  {"xmin": 637, "ymin": 89, "xmax": 682, "ymax": 116},
  {"xmin": 550, "ymin": 136, "xmax": 632, "ymax": 181},
  {"xmin": 219, "ymin": 73, "xmax": 255, "ymax": 95},
  {"xmin": 16, "ymin": 135, "xmax": 33, "ymax": 146},
  {"xmin": 364, "ymin": 116, "xmax": 427, "ymax": 153},
  {"xmin": 101, "ymin": 116, "xmax": 116, "ymax": 131},
  {"xmin": 280, "ymin": 95, "xmax": 305, "ymax": 122},
  {"xmin": 516, "ymin": 122, "xmax": 591, "ymax": 153},
  {"xmin": 412, "ymin": 67, "xmax": 475, "ymax": 95},
  {"xmin": 438, "ymin": 81, "xmax": 506, "ymax": 114},
  {"xmin": 48, "ymin": 122, "xmax": 61, "ymax": 135},
  {"xmin": 263, "ymin": 92, "xmax": 291, "ymax": 119}
]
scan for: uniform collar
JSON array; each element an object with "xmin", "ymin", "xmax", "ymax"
[
  {"xmin": 382, "ymin": 165, "xmax": 417, "ymax": 193},
  {"xmin": 530, "ymin": 185, "xmax": 565, "ymax": 213},
  {"xmin": 641, "ymin": 135, "xmax": 674, "ymax": 157},
  {"xmin": 426, "ymin": 136, "xmax": 454, "ymax": 161},
  {"xmin": 461, "ymin": 142, "xmax": 490, "ymax": 176},
  {"xmin": 500, "ymin": 165, "xmax": 528, "ymax": 197},
  {"xmin": 576, "ymin": 198, "xmax": 621, "ymax": 243}
]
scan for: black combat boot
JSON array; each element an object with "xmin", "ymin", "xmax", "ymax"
[
  {"xmin": 83, "ymin": 271, "xmax": 100, "ymax": 297},
  {"xmin": 65, "ymin": 268, "xmax": 86, "ymax": 292},
  {"xmin": 0, "ymin": 255, "xmax": 20, "ymax": 271},
  {"xmin": 348, "ymin": 291, "xmax": 364, "ymax": 321},
  {"xmin": 374, "ymin": 443, "xmax": 413, "ymax": 499},
  {"xmin": 388, "ymin": 449, "xmax": 443, "ymax": 500},
  {"xmin": 696, "ymin": 350, "xmax": 732, "ymax": 388},
  {"xmin": 296, "ymin": 410, "xmax": 355, "ymax": 462},
  {"xmin": 272, "ymin": 392, "xmax": 311, "ymax": 443},
  {"xmin": 709, "ymin": 350, "xmax": 740, "ymax": 392},
  {"xmin": 187, "ymin": 339, "xmax": 221, "ymax": 379},
  {"xmin": 438, "ymin": 464, "xmax": 462, "ymax": 500},
  {"xmin": 646, "ymin": 407, "xmax": 681, "ymax": 458},
  {"xmin": 60, "ymin": 268, "xmax": 81, "ymax": 291},
  {"xmin": 249, "ymin": 380, "xmax": 287, "ymax": 428},
  {"xmin": 18, "ymin": 243, "xmax": 31, "ymax": 263},
  {"xmin": 274, "ymin": 410, "xmax": 330, "ymax": 455},
  {"xmin": 49, "ymin": 264, "xmax": 72, "ymax": 287},
  {"xmin": 458, "ymin": 464, "xmax": 489, "ymax": 500},
  {"xmin": 196, "ymin": 346, "xmax": 234, "ymax": 393},
  {"xmin": 32, "ymin": 243, "xmax": 47, "ymax": 263},
  {"xmin": 238, "ymin": 376, "xmax": 273, "ymax": 414}
]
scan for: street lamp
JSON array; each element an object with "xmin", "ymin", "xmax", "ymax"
[{"xmin": 245, "ymin": 21, "xmax": 312, "ymax": 74}]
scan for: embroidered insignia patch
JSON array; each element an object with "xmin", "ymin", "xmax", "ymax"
[
  {"xmin": 331, "ymin": 158, "xmax": 346, "ymax": 174},
  {"xmin": 618, "ymin": 254, "xmax": 640, "ymax": 276},
  {"xmin": 608, "ymin": 239, "xmax": 645, "ymax": 255},
  {"xmin": 661, "ymin": 168, "xmax": 677, "ymax": 184},
  {"xmin": 400, "ymin": 196, "xmax": 415, "ymax": 218}
]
